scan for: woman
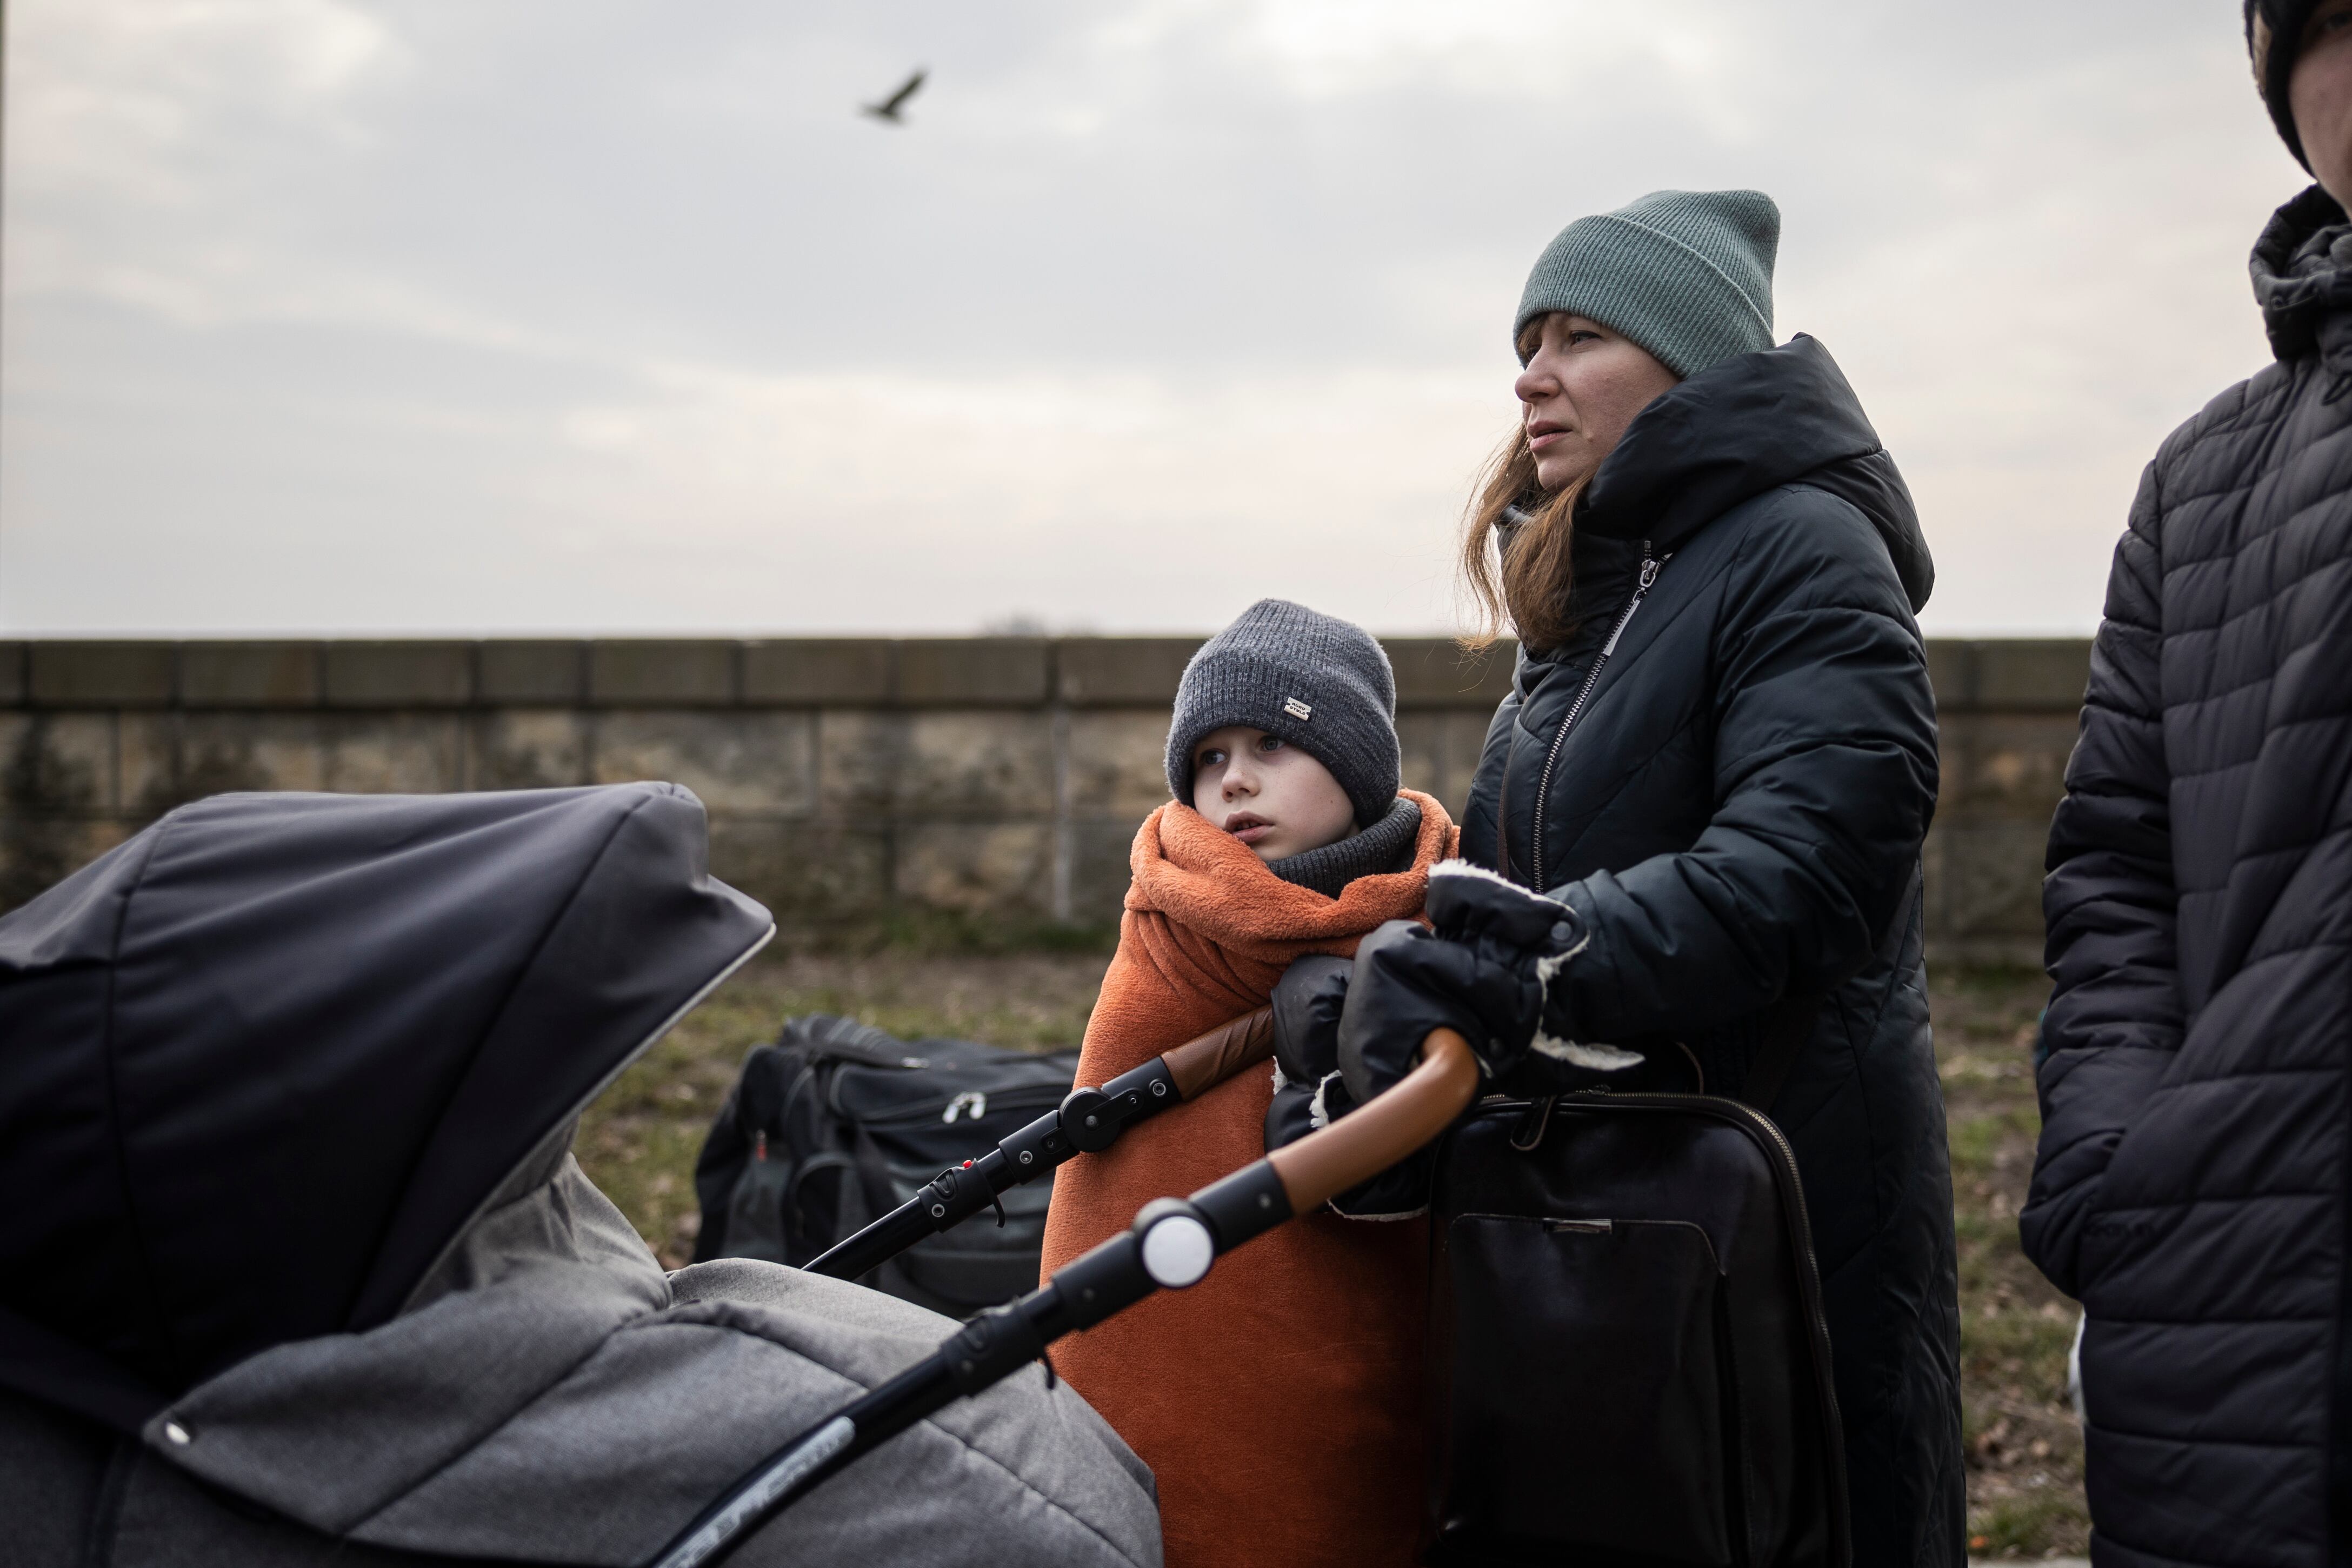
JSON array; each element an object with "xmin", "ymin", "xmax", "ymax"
[{"xmin": 1355, "ymin": 190, "xmax": 1963, "ymax": 1561}]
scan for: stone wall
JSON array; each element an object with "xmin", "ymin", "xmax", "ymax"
[{"xmin": 0, "ymin": 637, "xmax": 2088, "ymax": 962}]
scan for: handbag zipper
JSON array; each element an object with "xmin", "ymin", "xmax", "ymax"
[{"xmin": 1525, "ymin": 546, "xmax": 1664, "ymax": 885}]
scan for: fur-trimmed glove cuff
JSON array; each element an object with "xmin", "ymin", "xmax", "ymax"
[{"xmin": 1337, "ymin": 861, "xmax": 1643, "ymax": 1102}]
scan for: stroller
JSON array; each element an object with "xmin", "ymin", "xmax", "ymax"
[{"xmin": 0, "ymin": 785, "xmax": 1471, "ymax": 1568}]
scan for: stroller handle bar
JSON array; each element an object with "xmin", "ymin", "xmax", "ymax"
[
  {"xmin": 651, "ymin": 1027, "xmax": 1477, "ymax": 1568},
  {"xmin": 803, "ymin": 1008, "xmax": 1277, "ymax": 1283},
  {"xmin": 1265, "ymin": 1024, "xmax": 1479, "ymax": 1211},
  {"xmin": 1162, "ymin": 1007, "xmax": 1281, "ymax": 1099}
]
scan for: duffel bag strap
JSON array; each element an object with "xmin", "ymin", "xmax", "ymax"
[{"xmin": 785, "ymin": 1014, "xmax": 932, "ymax": 1069}]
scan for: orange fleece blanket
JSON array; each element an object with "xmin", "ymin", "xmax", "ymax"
[{"xmin": 1040, "ymin": 790, "xmax": 1457, "ymax": 1568}]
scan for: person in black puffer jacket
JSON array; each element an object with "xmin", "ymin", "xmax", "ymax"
[
  {"xmin": 2021, "ymin": 6, "xmax": 2352, "ymax": 1563},
  {"xmin": 1335, "ymin": 189, "xmax": 1962, "ymax": 1562}
]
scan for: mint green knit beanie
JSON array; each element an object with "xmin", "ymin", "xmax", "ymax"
[{"xmin": 1514, "ymin": 189, "xmax": 1780, "ymax": 378}]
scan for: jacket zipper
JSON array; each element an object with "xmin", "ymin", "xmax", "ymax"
[
  {"xmin": 1524, "ymin": 545, "xmax": 1664, "ymax": 885},
  {"xmin": 1554, "ymin": 1087, "xmax": 1854, "ymax": 1566}
]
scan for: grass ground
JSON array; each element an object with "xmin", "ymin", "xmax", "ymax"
[
  {"xmin": 576, "ymin": 947, "xmax": 2080, "ymax": 1557},
  {"xmin": 1929, "ymin": 963, "xmax": 2084, "ymax": 1558}
]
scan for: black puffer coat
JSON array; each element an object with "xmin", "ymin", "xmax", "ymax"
[
  {"xmin": 1459, "ymin": 335, "xmax": 1964, "ymax": 1564},
  {"xmin": 2022, "ymin": 185, "xmax": 2352, "ymax": 1568}
]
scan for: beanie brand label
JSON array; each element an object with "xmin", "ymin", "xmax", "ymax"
[{"xmin": 1283, "ymin": 697, "xmax": 1312, "ymax": 720}]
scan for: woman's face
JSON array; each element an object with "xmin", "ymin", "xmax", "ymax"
[{"xmin": 1513, "ymin": 313, "xmax": 1680, "ymax": 494}]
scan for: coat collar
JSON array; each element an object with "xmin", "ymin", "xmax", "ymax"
[
  {"xmin": 1575, "ymin": 335, "xmax": 1932, "ymax": 613},
  {"xmin": 2253, "ymin": 183, "xmax": 2352, "ymax": 363}
]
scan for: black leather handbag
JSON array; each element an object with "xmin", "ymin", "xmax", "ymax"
[{"xmin": 1422, "ymin": 1007, "xmax": 1849, "ymax": 1567}]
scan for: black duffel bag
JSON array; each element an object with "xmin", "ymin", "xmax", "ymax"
[
  {"xmin": 691, "ymin": 1014, "xmax": 1079, "ymax": 1315},
  {"xmin": 1423, "ymin": 1011, "xmax": 1849, "ymax": 1568}
]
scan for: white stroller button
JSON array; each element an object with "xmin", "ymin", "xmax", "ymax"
[{"xmin": 1140, "ymin": 1213, "xmax": 1214, "ymax": 1288}]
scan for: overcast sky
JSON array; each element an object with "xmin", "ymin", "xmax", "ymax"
[{"xmin": 0, "ymin": 1, "xmax": 2307, "ymax": 636}]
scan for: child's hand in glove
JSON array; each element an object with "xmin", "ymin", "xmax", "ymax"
[
  {"xmin": 1336, "ymin": 861, "xmax": 1643, "ymax": 1103},
  {"xmin": 1263, "ymin": 953, "xmax": 1436, "ymax": 1219}
]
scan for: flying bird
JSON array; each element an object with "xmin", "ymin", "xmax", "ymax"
[{"xmin": 861, "ymin": 69, "xmax": 926, "ymax": 125}]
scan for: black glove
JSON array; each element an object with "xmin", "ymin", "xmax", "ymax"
[
  {"xmin": 1337, "ymin": 863, "xmax": 1642, "ymax": 1103},
  {"xmin": 1263, "ymin": 953, "xmax": 1437, "ymax": 1218},
  {"xmin": 1264, "ymin": 953, "xmax": 1347, "ymax": 1155},
  {"xmin": 1272, "ymin": 954, "xmax": 1352, "ymax": 1090}
]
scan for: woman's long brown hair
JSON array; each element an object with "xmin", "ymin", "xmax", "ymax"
[{"xmin": 1458, "ymin": 422, "xmax": 1588, "ymax": 655}]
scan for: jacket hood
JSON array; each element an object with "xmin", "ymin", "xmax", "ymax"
[
  {"xmin": 2253, "ymin": 183, "xmax": 2352, "ymax": 361},
  {"xmin": 0, "ymin": 785, "xmax": 772, "ymax": 1434},
  {"xmin": 1579, "ymin": 333, "xmax": 1934, "ymax": 612}
]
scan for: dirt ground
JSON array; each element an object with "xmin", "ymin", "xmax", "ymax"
[{"xmin": 576, "ymin": 949, "xmax": 2080, "ymax": 1557}]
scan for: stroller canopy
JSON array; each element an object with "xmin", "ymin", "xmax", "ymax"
[{"xmin": 0, "ymin": 784, "xmax": 774, "ymax": 1433}]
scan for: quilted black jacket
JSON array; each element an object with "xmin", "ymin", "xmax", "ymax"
[
  {"xmin": 2023, "ymin": 185, "xmax": 2352, "ymax": 1567},
  {"xmin": 1458, "ymin": 335, "xmax": 1964, "ymax": 1564}
]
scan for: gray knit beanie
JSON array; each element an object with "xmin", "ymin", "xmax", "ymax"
[
  {"xmin": 1514, "ymin": 189, "xmax": 1780, "ymax": 378},
  {"xmin": 1165, "ymin": 599, "xmax": 1400, "ymax": 828}
]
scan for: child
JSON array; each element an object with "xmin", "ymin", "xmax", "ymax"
[{"xmin": 1038, "ymin": 598, "xmax": 1455, "ymax": 1568}]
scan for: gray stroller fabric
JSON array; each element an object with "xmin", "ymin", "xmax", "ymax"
[{"xmin": 145, "ymin": 1157, "xmax": 1160, "ymax": 1568}]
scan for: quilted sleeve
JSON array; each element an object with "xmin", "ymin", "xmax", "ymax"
[
  {"xmin": 1542, "ymin": 488, "xmax": 1940, "ymax": 1043},
  {"xmin": 2018, "ymin": 462, "xmax": 2179, "ymax": 1299}
]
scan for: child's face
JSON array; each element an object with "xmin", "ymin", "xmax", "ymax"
[{"xmin": 1190, "ymin": 726, "xmax": 1357, "ymax": 863}]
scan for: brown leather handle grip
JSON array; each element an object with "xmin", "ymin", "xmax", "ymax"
[
  {"xmin": 1264, "ymin": 1027, "xmax": 1478, "ymax": 1213},
  {"xmin": 1160, "ymin": 1006, "xmax": 1277, "ymax": 1100}
]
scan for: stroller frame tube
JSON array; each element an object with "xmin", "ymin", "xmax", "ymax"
[
  {"xmin": 802, "ymin": 1009, "xmax": 1276, "ymax": 1283},
  {"xmin": 650, "ymin": 1026, "xmax": 1477, "ymax": 1568}
]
